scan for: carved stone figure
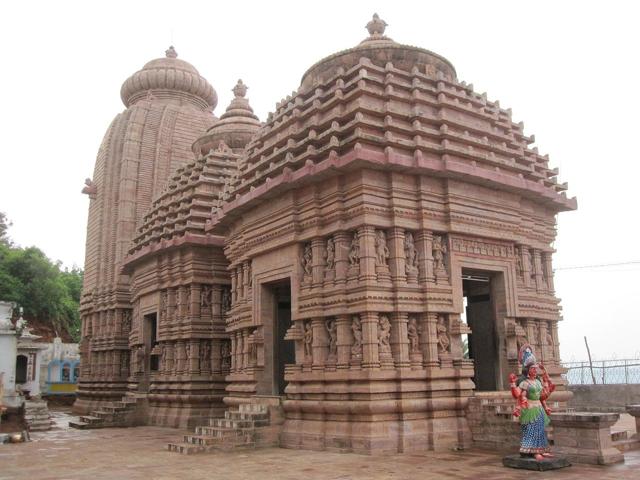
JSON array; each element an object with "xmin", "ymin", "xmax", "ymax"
[
  {"xmin": 375, "ymin": 230, "xmax": 390, "ymax": 267},
  {"xmin": 351, "ymin": 315, "xmax": 363, "ymax": 356},
  {"xmin": 325, "ymin": 237, "xmax": 335, "ymax": 271},
  {"xmin": 221, "ymin": 341, "xmax": 231, "ymax": 370},
  {"xmin": 121, "ymin": 309, "xmax": 131, "ymax": 333},
  {"xmin": 199, "ymin": 341, "xmax": 211, "ymax": 371},
  {"xmin": 528, "ymin": 249, "xmax": 536, "ymax": 279},
  {"xmin": 432, "ymin": 235, "xmax": 447, "ymax": 271},
  {"xmin": 378, "ymin": 314, "xmax": 391, "ymax": 355},
  {"xmin": 404, "ymin": 232, "xmax": 418, "ymax": 274},
  {"xmin": 408, "ymin": 316, "xmax": 420, "ymax": 353},
  {"xmin": 436, "ymin": 315, "xmax": 450, "ymax": 354},
  {"xmin": 326, "ymin": 318, "xmax": 337, "ymax": 358},
  {"xmin": 303, "ymin": 322, "xmax": 313, "ymax": 358},
  {"xmin": 515, "ymin": 247, "xmax": 524, "ymax": 277},
  {"xmin": 185, "ymin": 287, "xmax": 191, "ymax": 315},
  {"xmin": 221, "ymin": 288, "xmax": 231, "ymax": 313},
  {"xmin": 348, "ymin": 231, "xmax": 360, "ymax": 267},
  {"xmin": 136, "ymin": 345, "xmax": 145, "ymax": 374},
  {"xmin": 301, "ymin": 243, "xmax": 313, "ymax": 277},
  {"xmin": 200, "ymin": 285, "xmax": 212, "ymax": 308},
  {"xmin": 160, "ymin": 343, "xmax": 167, "ymax": 372},
  {"xmin": 120, "ymin": 351, "xmax": 129, "ymax": 377},
  {"xmin": 545, "ymin": 324, "xmax": 554, "ymax": 347}
]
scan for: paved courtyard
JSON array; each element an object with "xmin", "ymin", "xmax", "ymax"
[{"xmin": 0, "ymin": 410, "xmax": 638, "ymax": 480}]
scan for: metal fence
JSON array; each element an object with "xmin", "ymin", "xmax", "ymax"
[{"xmin": 563, "ymin": 359, "xmax": 640, "ymax": 385}]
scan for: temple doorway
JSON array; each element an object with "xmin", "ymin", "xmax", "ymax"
[
  {"xmin": 462, "ymin": 270, "xmax": 506, "ymax": 391},
  {"xmin": 258, "ymin": 279, "xmax": 293, "ymax": 396},
  {"xmin": 273, "ymin": 283, "xmax": 293, "ymax": 395}
]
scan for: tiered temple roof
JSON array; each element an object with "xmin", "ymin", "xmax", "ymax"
[{"xmin": 206, "ymin": 14, "xmax": 574, "ymax": 230}]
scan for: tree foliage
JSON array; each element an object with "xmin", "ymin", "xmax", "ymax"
[{"xmin": 0, "ymin": 212, "xmax": 82, "ymax": 341}]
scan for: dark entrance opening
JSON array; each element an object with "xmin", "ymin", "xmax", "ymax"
[
  {"xmin": 144, "ymin": 313, "xmax": 159, "ymax": 372},
  {"xmin": 273, "ymin": 282, "xmax": 293, "ymax": 395},
  {"xmin": 463, "ymin": 271, "xmax": 499, "ymax": 391},
  {"xmin": 15, "ymin": 354, "xmax": 28, "ymax": 384}
]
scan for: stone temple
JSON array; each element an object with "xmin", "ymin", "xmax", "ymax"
[{"xmin": 74, "ymin": 15, "xmax": 576, "ymax": 454}]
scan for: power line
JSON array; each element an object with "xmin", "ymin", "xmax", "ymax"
[{"xmin": 555, "ymin": 261, "xmax": 640, "ymax": 271}]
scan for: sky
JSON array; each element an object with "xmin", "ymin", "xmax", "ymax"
[{"xmin": 0, "ymin": 1, "xmax": 638, "ymax": 361}]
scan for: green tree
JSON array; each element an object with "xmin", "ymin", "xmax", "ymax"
[
  {"xmin": 0, "ymin": 241, "xmax": 83, "ymax": 341},
  {"xmin": 0, "ymin": 211, "xmax": 11, "ymax": 246}
]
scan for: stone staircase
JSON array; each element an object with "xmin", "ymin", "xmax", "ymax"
[
  {"xmin": 611, "ymin": 429, "xmax": 640, "ymax": 452},
  {"xmin": 466, "ymin": 392, "xmax": 522, "ymax": 450},
  {"xmin": 168, "ymin": 403, "xmax": 278, "ymax": 455},
  {"xmin": 69, "ymin": 396, "xmax": 139, "ymax": 430},
  {"xmin": 24, "ymin": 400, "xmax": 53, "ymax": 432}
]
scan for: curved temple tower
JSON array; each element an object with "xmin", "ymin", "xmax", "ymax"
[{"xmin": 79, "ymin": 15, "xmax": 576, "ymax": 453}]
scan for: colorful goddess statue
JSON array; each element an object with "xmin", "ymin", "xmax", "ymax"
[{"xmin": 508, "ymin": 344, "xmax": 556, "ymax": 460}]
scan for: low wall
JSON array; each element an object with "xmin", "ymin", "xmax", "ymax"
[{"xmin": 568, "ymin": 385, "xmax": 640, "ymax": 412}]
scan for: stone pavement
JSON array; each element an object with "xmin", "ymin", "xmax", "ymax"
[{"xmin": 0, "ymin": 410, "xmax": 638, "ymax": 480}]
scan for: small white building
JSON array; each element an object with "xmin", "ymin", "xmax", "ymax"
[
  {"xmin": 0, "ymin": 301, "xmax": 47, "ymax": 409},
  {"xmin": 0, "ymin": 301, "xmax": 21, "ymax": 409}
]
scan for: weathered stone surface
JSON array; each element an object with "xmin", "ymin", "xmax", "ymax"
[
  {"xmin": 502, "ymin": 454, "xmax": 571, "ymax": 471},
  {"xmin": 552, "ymin": 412, "xmax": 625, "ymax": 465}
]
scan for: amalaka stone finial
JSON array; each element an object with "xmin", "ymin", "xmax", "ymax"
[
  {"xmin": 165, "ymin": 45, "xmax": 178, "ymax": 58},
  {"xmin": 366, "ymin": 13, "xmax": 387, "ymax": 37},
  {"xmin": 232, "ymin": 79, "xmax": 247, "ymax": 98}
]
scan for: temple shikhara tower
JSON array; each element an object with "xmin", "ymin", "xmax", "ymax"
[{"xmin": 75, "ymin": 15, "xmax": 576, "ymax": 454}]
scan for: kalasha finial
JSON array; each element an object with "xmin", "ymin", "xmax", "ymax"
[
  {"xmin": 366, "ymin": 13, "xmax": 387, "ymax": 36},
  {"xmin": 165, "ymin": 46, "xmax": 178, "ymax": 58},
  {"xmin": 232, "ymin": 79, "xmax": 247, "ymax": 98}
]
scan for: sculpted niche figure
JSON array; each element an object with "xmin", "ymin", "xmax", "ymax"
[
  {"xmin": 348, "ymin": 232, "xmax": 360, "ymax": 267},
  {"xmin": 404, "ymin": 232, "xmax": 418, "ymax": 274},
  {"xmin": 326, "ymin": 318, "xmax": 337, "ymax": 359},
  {"xmin": 351, "ymin": 315, "xmax": 363, "ymax": 357},
  {"xmin": 303, "ymin": 322, "xmax": 313, "ymax": 359},
  {"xmin": 200, "ymin": 285, "xmax": 212, "ymax": 309},
  {"xmin": 378, "ymin": 314, "xmax": 391, "ymax": 355},
  {"xmin": 199, "ymin": 341, "xmax": 211, "ymax": 371},
  {"xmin": 325, "ymin": 237, "xmax": 335, "ymax": 271},
  {"xmin": 301, "ymin": 243, "xmax": 313, "ymax": 277},
  {"xmin": 221, "ymin": 288, "xmax": 231, "ymax": 313},
  {"xmin": 375, "ymin": 230, "xmax": 390, "ymax": 267},
  {"xmin": 432, "ymin": 235, "xmax": 447, "ymax": 271},
  {"xmin": 436, "ymin": 315, "xmax": 450, "ymax": 354},
  {"xmin": 407, "ymin": 316, "xmax": 420, "ymax": 353}
]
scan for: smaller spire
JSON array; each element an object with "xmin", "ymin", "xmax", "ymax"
[
  {"xmin": 165, "ymin": 45, "xmax": 178, "ymax": 58},
  {"xmin": 366, "ymin": 13, "xmax": 388, "ymax": 37},
  {"xmin": 232, "ymin": 79, "xmax": 247, "ymax": 98}
]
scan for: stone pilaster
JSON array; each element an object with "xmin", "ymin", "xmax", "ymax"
[
  {"xmin": 416, "ymin": 230, "xmax": 434, "ymax": 284},
  {"xmin": 335, "ymin": 314, "xmax": 351, "ymax": 369},
  {"xmin": 543, "ymin": 252, "xmax": 555, "ymax": 292},
  {"xmin": 391, "ymin": 312, "xmax": 410, "ymax": 369},
  {"xmin": 522, "ymin": 248, "xmax": 533, "ymax": 288},
  {"xmin": 230, "ymin": 268, "xmax": 237, "ymax": 306},
  {"xmin": 334, "ymin": 231, "xmax": 349, "ymax": 285},
  {"xmin": 359, "ymin": 226, "xmax": 377, "ymax": 283},
  {"xmin": 422, "ymin": 313, "xmax": 439, "ymax": 367},
  {"xmin": 242, "ymin": 262, "xmax": 250, "ymax": 300},
  {"xmin": 311, "ymin": 317, "xmax": 327, "ymax": 370},
  {"xmin": 361, "ymin": 311, "xmax": 380, "ymax": 369},
  {"xmin": 311, "ymin": 238, "xmax": 325, "ymax": 286},
  {"xmin": 388, "ymin": 227, "xmax": 407, "ymax": 284},
  {"xmin": 532, "ymin": 249, "xmax": 544, "ymax": 291}
]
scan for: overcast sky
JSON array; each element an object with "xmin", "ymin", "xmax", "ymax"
[{"xmin": 0, "ymin": 1, "xmax": 638, "ymax": 361}]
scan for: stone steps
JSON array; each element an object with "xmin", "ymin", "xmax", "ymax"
[
  {"xmin": 69, "ymin": 396, "xmax": 138, "ymax": 430},
  {"xmin": 167, "ymin": 401, "xmax": 275, "ymax": 455},
  {"xmin": 24, "ymin": 400, "xmax": 52, "ymax": 432}
]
